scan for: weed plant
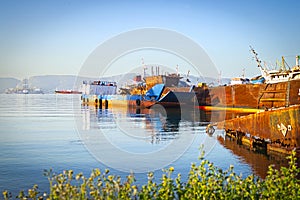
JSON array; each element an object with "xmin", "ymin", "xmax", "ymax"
[{"xmin": 2, "ymin": 150, "xmax": 299, "ymax": 199}]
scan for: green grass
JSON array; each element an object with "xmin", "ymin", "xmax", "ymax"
[{"xmin": 3, "ymin": 150, "xmax": 300, "ymax": 199}]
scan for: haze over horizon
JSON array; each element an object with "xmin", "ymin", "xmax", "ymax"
[{"xmin": 1, "ymin": 0, "xmax": 299, "ymax": 80}]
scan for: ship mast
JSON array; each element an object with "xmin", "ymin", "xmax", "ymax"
[
  {"xmin": 296, "ymin": 55, "xmax": 300, "ymax": 66},
  {"xmin": 242, "ymin": 68, "xmax": 245, "ymax": 78},
  {"xmin": 141, "ymin": 58, "xmax": 146, "ymax": 78},
  {"xmin": 281, "ymin": 56, "xmax": 290, "ymax": 71},
  {"xmin": 186, "ymin": 70, "xmax": 191, "ymax": 82},
  {"xmin": 218, "ymin": 70, "xmax": 222, "ymax": 85}
]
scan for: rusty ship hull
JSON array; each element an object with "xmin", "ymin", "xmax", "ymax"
[
  {"xmin": 205, "ymin": 79, "xmax": 300, "ymax": 154},
  {"xmin": 207, "ymin": 79, "xmax": 300, "ymax": 109},
  {"xmin": 217, "ymin": 105, "xmax": 300, "ymax": 154}
]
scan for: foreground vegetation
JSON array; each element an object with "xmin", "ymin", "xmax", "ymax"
[{"xmin": 3, "ymin": 151, "xmax": 300, "ymax": 199}]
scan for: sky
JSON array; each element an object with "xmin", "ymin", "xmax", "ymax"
[{"xmin": 0, "ymin": 0, "xmax": 299, "ymax": 80}]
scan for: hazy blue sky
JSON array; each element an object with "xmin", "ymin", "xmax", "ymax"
[{"xmin": 1, "ymin": 0, "xmax": 299, "ymax": 80}]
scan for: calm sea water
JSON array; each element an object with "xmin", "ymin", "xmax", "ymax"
[{"xmin": 0, "ymin": 94, "xmax": 288, "ymax": 195}]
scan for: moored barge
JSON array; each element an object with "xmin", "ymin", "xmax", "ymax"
[
  {"xmin": 207, "ymin": 79, "xmax": 300, "ymax": 109},
  {"xmin": 218, "ymin": 105, "xmax": 300, "ymax": 155},
  {"xmin": 211, "ymin": 48, "xmax": 300, "ymax": 155},
  {"xmin": 80, "ymin": 73, "xmax": 205, "ymax": 108}
]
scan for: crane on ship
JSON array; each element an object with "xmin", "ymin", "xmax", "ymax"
[
  {"xmin": 250, "ymin": 46, "xmax": 300, "ymax": 84},
  {"xmin": 250, "ymin": 46, "xmax": 268, "ymax": 76}
]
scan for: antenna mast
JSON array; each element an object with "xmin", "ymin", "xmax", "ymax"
[
  {"xmin": 218, "ymin": 70, "xmax": 222, "ymax": 85},
  {"xmin": 141, "ymin": 58, "xmax": 146, "ymax": 78}
]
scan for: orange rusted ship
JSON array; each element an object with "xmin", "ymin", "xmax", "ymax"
[
  {"xmin": 207, "ymin": 79, "xmax": 300, "ymax": 109},
  {"xmin": 206, "ymin": 47, "xmax": 300, "ymax": 109},
  {"xmin": 219, "ymin": 105, "xmax": 300, "ymax": 155},
  {"xmin": 207, "ymin": 48, "xmax": 300, "ymax": 154}
]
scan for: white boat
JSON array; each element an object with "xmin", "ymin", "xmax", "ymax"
[
  {"xmin": 81, "ymin": 80, "xmax": 117, "ymax": 96},
  {"xmin": 229, "ymin": 77, "xmax": 250, "ymax": 85},
  {"xmin": 250, "ymin": 46, "xmax": 300, "ymax": 84}
]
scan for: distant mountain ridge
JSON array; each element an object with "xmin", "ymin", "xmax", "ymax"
[
  {"xmin": 0, "ymin": 74, "xmax": 230, "ymax": 94},
  {"xmin": 0, "ymin": 78, "xmax": 21, "ymax": 93}
]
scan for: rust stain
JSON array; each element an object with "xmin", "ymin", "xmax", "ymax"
[
  {"xmin": 222, "ymin": 105, "xmax": 300, "ymax": 153},
  {"xmin": 209, "ymin": 79, "xmax": 300, "ymax": 108}
]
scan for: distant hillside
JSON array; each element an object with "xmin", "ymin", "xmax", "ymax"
[
  {"xmin": 181, "ymin": 75, "xmax": 230, "ymax": 86},
  {"xmin": 29, "ymin": 75, "xmax": 79, "ymax": 93},
  {"xmin": 28, "ymin": 74, "xmax": 138, "ymax": 93},
  {"xmin": 75, "ymin": 73, "xmax": 137, "ymax": 88},
  {"xmin": 0, "ymin": 78, "xmax": 20, "ymax": 93},
  {"xmin": 1, "ymin": 74, "xmax": 231, "ymax": 94}
]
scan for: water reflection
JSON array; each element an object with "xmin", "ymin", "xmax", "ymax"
[
  {"xmin": 3, "ymin": 94, "xmax": 295, "ymax": 196},
  {"xmin": 217, "ymin": 135, "xmax": 294, "ymax": 179},
  {"xmin": 78, "ymin": 105, "xmax": 207, "ymax": 172},
  {"xmin": 82, "ymin": 105, "xmax": 209, "ymax": 144},
  {"xmin": 79, "ymin": 104, "xmax": 293, "ymax": 177}
]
